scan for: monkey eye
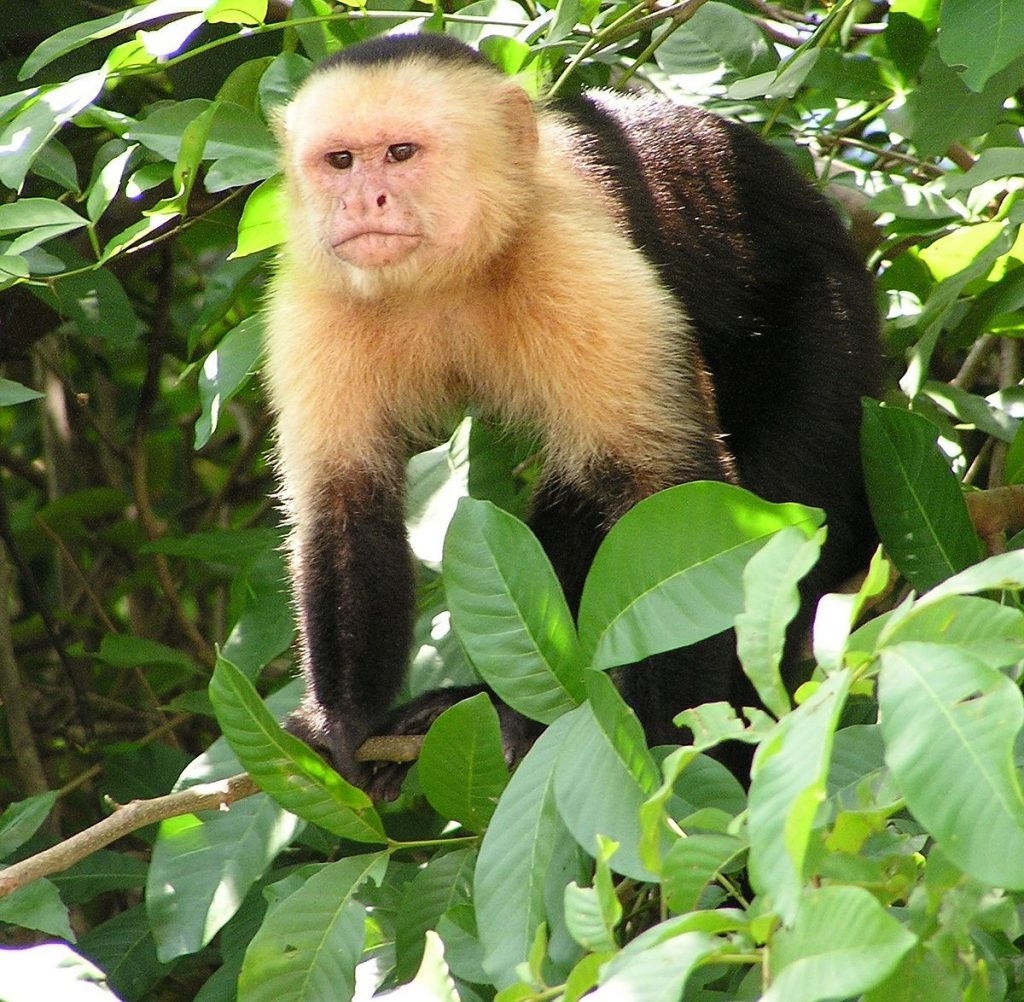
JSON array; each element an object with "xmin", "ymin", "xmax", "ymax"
[
  {"xmin": 386, "ymin": 143, "xmax": 418, "ymax": 163},
  {"xmin": 325, "ymin": 150, "xmax": 353, "ymax": 170}
]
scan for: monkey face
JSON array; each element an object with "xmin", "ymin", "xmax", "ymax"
[{"xmin": 277, "ymin": 57, "xmax": 538, "ymax": 294}]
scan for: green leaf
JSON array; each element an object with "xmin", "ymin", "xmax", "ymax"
[
  {"xmin": 126, "ymin": 99, "xmax": 274, "ymax": 165},
  {"xmin": 579, "ymin": 482, "xmax": 822, "ymax": 671},
  {"xmin": 850, "ymin": 594, "xmax": 1024, "ymax": 667},
  {"xmin": 231, "ymin": 175, "xmax": 286, "ymax": 257},
  {"xmin": 764, "ymin": 886, "xmax": 916, "ymax": 1002},
  {"xmin": 208, "ymin": 657, "xmax": 386, "ymax": 843},
  {"xmin": 0, "ymin": 198, "xmax": 87, "ymax": 237},
  {"xmin": 878, "ymin": 641, "xmax": 1024, "ymax": 887},
  {"xmin": 51, "ymin": 852, "xmax": 149, "ymax": 906},
  {"xmin": 662, "ymin": 831, "xmax": 746, "ymax": 915},
  {"xmin": 938, "ymin": 0, "xmax": 1024, "ymax": 91},
  {"xmin": 237, "ymin": 854, "xmax": 388, "ymax": 1002},
  {"xmin": 195, "ymin": 315, "xmax": 263, "ymax": 448},
  {"xmin": 590, "ymin": 931, "xmax": 720, "ymax": 1002},
  {"xmin": 378, "ymin": 931, "xmax": 461, "ymax": 1002},
  {"xmin": 655, "ymin": 1, "xmax": 777, "ymax": 79},
  {"xmin": 554, "ymin": 676, "xmax": 661, "ymax": 881},
  {"xmin": 475, "ymin": 714, "xmax": 575, "ymax": 990},
  {"xmin": 0, "ymin": 378, "xmax": 44, "ymax": 406},
  {"xmin": 31, "ymin": 254, "xmax": 139, "ymax": 347},
  {"xmin": 921, "ymin": 549, "xmax": 1024, "ymax": 601},
  {"xmin": 444, "ymin": 498, "xmax": 584, "ymax": 721},
  {"xmin": 736, "ymin": 526, "xmax": 822, "ymax": 717},
  {"xmin": 0, "ymin": 879, "xmax": 74, "ymax": 942},
  {"xmin": 922, "ymin": 380, "xmax": 1017, "ymax": 443},
  {"xmin": 78, "ymin": 904, "xmax": 171, "ymax": 1000},
  {"xmin": 907, "ymin": 48, "xmax": 1024, "ymax": 157},
  {"xmin": 418, "ymin": 693, "xmax": 510, "ymax": 832},
  {"xmin": 0, "ymin": 71, "xmax": 107, "ymax": 190},
  {"xmin": 944, "ymin": 148, "xmax": 1024, "ymax": 193},
  {"xmin": 142, "ymin": 527, "xmax": 281, "ymax": 564},
  {"xmin": 207, "ymin": 0, "xmax": 268, "ymax": 25},
  {"xmin": 147, "ymin": 710, "xmax": 304, "ymax": 961},
  {"xmin": 20, "ymin": 1, "xmax": 209, "ymax": 78},
  {"xmin": 259, "ymin": 52, "xmax": 312, "ymax": 116},
  {"xmin": 812, "ymin": 547, "xmax": 892, "ymax": 672},
  {"xmin": 395, "ymin": 849, "xmax": 475, "ymax": 981},
  {"xmin": 861, "ymin": 401, "xmax": 982, "ymax": 591},
  {"xmin": 728, "ymin": 49, "xmax": 819, "ymax": 100},
  {"xmin": 564, "ymin": 837, "xmax": 622, "ymax": 953},
  {"xmin": 748, "ymin": 672, "xmax": 851, "ymax": 923},
  {"xmin": 96, "ymin": 635, "xmax": 201, "ymax": 674},
  {"xmin": 0, "ymin": 792, "xmax": 58, "ymax": 859},
  {"xmin": 220, "ymin": 546, "xmax": 296, "ymax": 678}
]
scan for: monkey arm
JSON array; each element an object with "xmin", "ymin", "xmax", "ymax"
[{"xmin": 287, "ymin": 470, "xmax": 415, "ymax": 782}]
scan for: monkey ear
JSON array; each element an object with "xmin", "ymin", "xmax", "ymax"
[{"xmin": 497, "ymin": 82, "xmax": 539, "ymax": 155}]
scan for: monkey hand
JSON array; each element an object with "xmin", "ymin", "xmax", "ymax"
[
  {"xmin": 284, "ymin": 701, "xmax": 374, "ymax": 790},
  {"xmin": 361, "ymin": 685, "xmax": 542, "ymax": 803}
]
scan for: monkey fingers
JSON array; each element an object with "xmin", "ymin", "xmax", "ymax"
[{"xmin": 360, "ymin": 686, "xmax": 542, "ymax": 802}]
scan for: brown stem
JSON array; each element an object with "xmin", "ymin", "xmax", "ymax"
[
  {"xmin": 356, "ymin": 735, "xmax": 425, "ymax": 764},
  {"xmin": 0, "ymin": 541, "xmax": 50, "ymax": 800},
  {"xmin": 0, "ymin": 773, "xmax": 260, "ymax": 898}
]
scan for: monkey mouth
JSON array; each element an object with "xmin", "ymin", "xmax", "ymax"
[{"xmin": 333, "ymin": 230, "xmax": 422, "ymax": 267}]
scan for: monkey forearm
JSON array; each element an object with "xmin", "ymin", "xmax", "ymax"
[{"xmin": 290, "ymin": 477, "xmax": 415, "ymax": 773}]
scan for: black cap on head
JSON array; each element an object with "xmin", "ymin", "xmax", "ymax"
[{"xmin": 316, "ymin": 33, "xmax": 495, "ymax": 75}]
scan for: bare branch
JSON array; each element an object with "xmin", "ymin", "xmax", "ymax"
[{"xmin": 0, "ymin": 773, "xmax": 260, "ymax": 898}]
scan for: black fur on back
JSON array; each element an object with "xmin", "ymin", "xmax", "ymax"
[{"xmin": 558, "ymin": 91, "xmax": 880, "ymax": 565}]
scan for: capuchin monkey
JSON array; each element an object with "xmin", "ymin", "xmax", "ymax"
[{"xmin": 264, "ymin": 33, "xmax": 880, "ymax": 795}]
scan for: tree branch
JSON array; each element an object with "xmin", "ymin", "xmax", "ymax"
[{"xmin": 0, "ymin": 773, "xmax": 260, "ymax": 898}]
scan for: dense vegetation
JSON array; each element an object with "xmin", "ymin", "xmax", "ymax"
[{"xmin": 2, "ymin": 0, "xmax": 1024, "ymax": 999}]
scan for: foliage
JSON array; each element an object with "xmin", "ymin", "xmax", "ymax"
[{"xmin": 1, "ymin": 0, "xmax": 1024, "ymax": 1000}]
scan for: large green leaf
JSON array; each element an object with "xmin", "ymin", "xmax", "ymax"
[
  {"xmin": 395, "ymin": 849, "xmax": 475, "ymax": 981},
  {"xmin": 0, "ymin": 71, "xmax": 106, "ymax": 189},
  {"xmin": 590, "ymin": 930, "xmax": 720, "ymax": 1002},
  {"xmin": 735, "ymin": 526, "xmax": 822, "ymax": 717},
  {"xmin": 126, "ymin": 100, "xmax": 273, "ymax": 165},
  {"xmin": 237, "ymin": 853, "xmax": 388, "ymax": 1002},
  {"xmin": 764, "ymin": 886, "xmax": 916, "ymax": 1002},
  {"xmin": 554, "ymin": 674, "xmax": 662, "ymax": 881},
  {"xmin": 231, "ymin": 174, "xmax": 286, "ymax": 257},
  {"xmin": 78, "ymin": 904, "xmax": 171, "ymax": 1000},
  {"xmin": 578, "ymin": 482, "xmax": 822, "ymax": 671},
  {"xmin": 850, "ymin": 594, "xmax": 1024, "ymax": 668},
  {"xmin": 654, "ymin": 1, "xmax": 777, "ymax": 79},
  {"xmin": 19, "ymin": 1, "xmax": 208, "ymax": 78},
  {"xmin": 748, "ymin": 672, "xmax": 851, "ymax": 922},
  {"xmin": 195, "ymin": 315, "xmax": 263, "ymax": 448},
  {"xmin": 861, "ymin": 401, "xmax": 982, "ymax": 591},
  {"xmin": 662, "ymin": 832, "xmax": 747, "ymax": 915},
  {"xmin": 938, "ymin": 0, "xmax": 1024, "ymax": 91},
  {"xmin": 418, "ymin": 693, "xmax": 510, "ymax": 833},
  {"xmin": 475, "ymin": 714, "xmax": 574, "ymax": 990},
  {"xmin": 208, "ymin": 657, "xmax": 386, "ymax": 843},
  {"xmin": 0, "ymin": 878, "xmax": 74, "ymax": 942},
  {"xmin": 879, "ymin": 641, "xmax": 1024, "ymax": 887},
  {"xmin": 0, "ymin": 792, "xmax": 57, "ymax": 859},
  {"xmin": 444, "ymin": 498, "xmax": 584, "ymax": 721},
  {"xmin": 147, "ymin": 696, "xmax": 303, "ymax": 962}
]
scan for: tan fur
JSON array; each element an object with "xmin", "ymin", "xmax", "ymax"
[{"xmin": 265, "ymin": 53, "xmax": 726, "ymax": 521}]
